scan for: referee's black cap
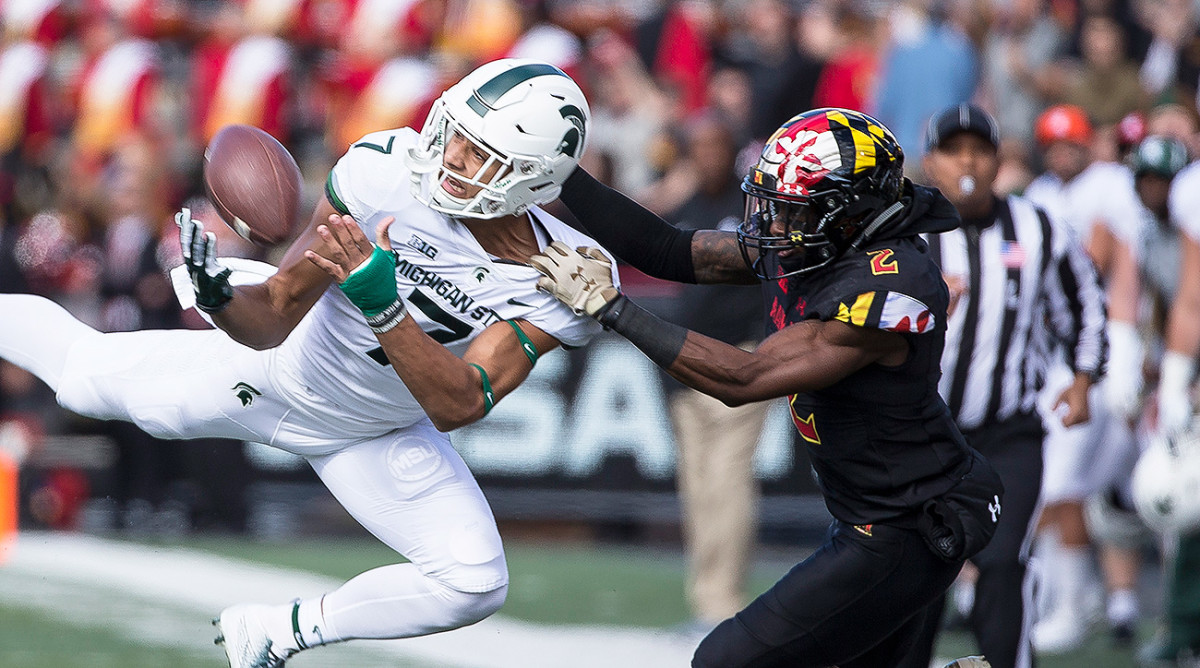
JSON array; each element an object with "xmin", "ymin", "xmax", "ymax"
[{"xmin": 925, "ymin": 103, "xmax": 1000, "ymax": 152}]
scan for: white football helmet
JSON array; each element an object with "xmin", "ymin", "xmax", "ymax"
[
  {"xmin": 1131, "ymin": 422, "xmax": 1200, "ymax": 533},
  {"xmin": 407, "ymin": 58, "xmax": 589, "ymax": 219}
]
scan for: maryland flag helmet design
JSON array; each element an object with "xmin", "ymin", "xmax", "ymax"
[{"xmin": 739, "ymin": 108, "xmax": 905, "ymax": 279}]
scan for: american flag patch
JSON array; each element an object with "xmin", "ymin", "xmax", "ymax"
[{"xmin": 1000, "ymin": 241, "xmax": 1026, "ymax": 268}]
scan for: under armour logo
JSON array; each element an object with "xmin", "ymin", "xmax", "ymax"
[
  {"xmin": 233, "ymin": 382, "xmax": 262, "ymax": 407},
  {"xmin": 988, "ymin": 495, "xmax": 1002, "ymax": 523},
  {"xmin": 569, "ymin": 265, "xmax": 597, "ymax": 288}
]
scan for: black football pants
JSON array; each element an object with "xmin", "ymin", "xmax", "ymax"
[
  {"xmin": 692, "ymin": 520, "xmax": 962, "ymax": 667},
  {"xmin": 899, "ymin": 414, "xmax": 1044, "ymax": 668}
]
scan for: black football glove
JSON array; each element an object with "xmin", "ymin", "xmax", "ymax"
[{"xmin": 176, "ymin": 208, "xmax": 233, "ymax": 313}]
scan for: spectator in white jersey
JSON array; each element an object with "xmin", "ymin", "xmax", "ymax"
[
  {"xmin": 0, "ymin": 58, "xmax": 615, "ymax": 668},
  {"xmin": 1023, "ymin": 103, "xmax": 1141, "ymax": 654},
  {"xmin": 901, "ymin": 103, "xmax": 1107, "ymax": 668}
]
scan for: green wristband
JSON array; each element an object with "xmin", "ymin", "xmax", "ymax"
[
  {"xmin": 470, "ymin": 363, "xmax": 495, "ymax": 414},
  {"xmin": 339, "ymin": 246, "xmax": 398, "ymax": 317},
  {"xmin": 505, "ymin": 320, "xmax": 538, "ymax": 368}
]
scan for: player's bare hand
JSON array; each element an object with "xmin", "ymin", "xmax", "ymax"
[
  {"xmin": 1053, "ymin": 373, "xmax": 1093, "ymax": 428},
  {"xmin": 943, "ymin": 274, "xmax": 966, "ymax": 317},
  {"xmin": 305, "ymin": 215, "xmax": 394, "ymax": 283}
]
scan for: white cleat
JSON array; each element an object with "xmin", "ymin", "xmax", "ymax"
[
  {"xmin": 944, "ymin": 657, "xmax": 992, "ymax": 668},
  {"xmin": 213, "ymin": 604, "xmax": 292, "ymax": 668},
  {"xmin": 1031, "ymin": 606, "xmax": 1095, "ymax": 654}
]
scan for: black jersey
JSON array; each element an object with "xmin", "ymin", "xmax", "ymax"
[{"xmin": 764, "ymin": 187, "xmax": 979, "ymax": 525}]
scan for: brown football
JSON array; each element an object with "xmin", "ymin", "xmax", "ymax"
[{"xmin": 203, "ymin": 125, "xmax": 303, "ymax": 246}]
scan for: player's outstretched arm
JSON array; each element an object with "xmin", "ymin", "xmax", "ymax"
[
  {"xmin": 178, "ymin": 199, "xmax": 340, "ymax": 350},
  {"xmin": 531, "ymin": 243, "xmax": 907, "ymax": 404},
  {"xmin": 668, "ymin": 315, "xmax": 908, "ymax": 404},
  {"xmin": 558, "ymin": 168, "xmax": 757, "ymax": 285},
  {"xmin": 1160, "ymin": 232, "xmax": 1200, "ymax": 435},
  {"xmin": 307, "ymin": 215, "xmax": 560, "ymax": 431},
  {"xmin": 1102, "ymin": 234, "xmax": 1143, "ymax": 419},
  {"xmin": 371, "ymin": 311, "xmax": 557, "ymax": 431}
]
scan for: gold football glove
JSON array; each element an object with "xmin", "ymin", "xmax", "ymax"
[{"xmin": 529, "ymin": 241, "xmax": 620, "ymax": 317}]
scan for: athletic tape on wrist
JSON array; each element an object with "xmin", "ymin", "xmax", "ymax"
[
  {"xmin": 505, "ymin": 320, "xmax": 538, "ymax": 367},
  {"xmin": 366, "ymin": 298, "xmax": 408, "ymax": 334},
  {"xmin": 470, "ymin": 363, "xmax": 495, "ymax": 414},
  {"xmin": 339, "ymin": 246, "xmax": 399, "ymax": 317}
]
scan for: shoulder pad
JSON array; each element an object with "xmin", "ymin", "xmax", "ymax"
[
  {"xmin": 327, "ymin": 129, "xmax": 418, "ymax": 219},
  {"xmin": 813, "ymin": 242, "xmax": 941, "ymax": 334},
  {"xmin": 832, "ymin": 290, "xmax": 936, "ymax": 334}
]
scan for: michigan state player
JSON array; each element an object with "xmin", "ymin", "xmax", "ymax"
[
  {"xmin": 533, "ymin": 108, "xmax": 1004, "ymax": 668},
  {"xmin": 0, "ymin": 59, "xmax": 614, "ymax": 668}
]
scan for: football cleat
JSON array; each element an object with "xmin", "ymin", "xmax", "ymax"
[
  {"xmin": 214, "ymin": 604, "xmax": 293, "ymax": 668},
  {"xmin": 1031, "ymin": 597, "xmax": 1101, "ymax": 654},
  {"xmin": 943, "ymin": 657, "xmax": 992, "ymax": 668}
]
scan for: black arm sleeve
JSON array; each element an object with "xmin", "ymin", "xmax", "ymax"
[{"xmin": 559, "ymin": 168, "xmax": 698, "ymax": 283}]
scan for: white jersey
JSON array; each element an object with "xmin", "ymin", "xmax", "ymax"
[
  {"xmin": 1024, "ymin": 161, "xmax": 1141, "ymax": 249},
  {"xmin": 271, "ymin": 128, "xmax": 614, "ymax": 439},
  {"xmin": 1170, "ymin": 160, "xmax": 1200, "ymax": 244}
]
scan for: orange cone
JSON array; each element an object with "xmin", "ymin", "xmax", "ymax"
[{"xmin": 0, "ymin": 449, "xmax": 15, "ymax": 564}]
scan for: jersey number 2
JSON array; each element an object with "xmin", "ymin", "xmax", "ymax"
[{"xmin": 868, "ymin": 249, "xmax": 898, "ymax": 276}]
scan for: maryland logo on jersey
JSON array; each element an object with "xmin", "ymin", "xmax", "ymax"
[{"xmin": 834, "ymin": 291, "xmax": 936, "ymax": 334}]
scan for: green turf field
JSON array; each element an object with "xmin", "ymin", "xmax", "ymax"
[
  {"xmin": 0, "ymin": 534, "xmax": 1146, "ymax": 667},
  {"xmin": 0, "ymin": 603, "xmax": 211, "ymax": 668}
]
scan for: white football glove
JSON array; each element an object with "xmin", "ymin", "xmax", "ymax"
[
  {"xmin": 529, "ymin": 241, "xmax": 620, "ymax": 317},
  {"xmin": 1158, "ymin": 350, "xmax": 1197, "ymax": 437},
  {"xmin": 1105, "ymin": 321, "xmax": 1144, "ymax": 419},
  {"xmin": 176, "ymin": 208, "xmax": 233, "ymax": 312}
]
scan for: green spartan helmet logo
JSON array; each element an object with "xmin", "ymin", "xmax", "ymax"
[
  {"xmin": 558, "ymin": 105, "xmax": 586, "ymax": 158},
  {"xmin": 233, "ymin": 382, "xmax": 263, "ymax": 407}
]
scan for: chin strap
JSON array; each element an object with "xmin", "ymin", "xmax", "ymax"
[{"xmin": 847, "ymin": 200, "xmax": 907, "ymax": 253}]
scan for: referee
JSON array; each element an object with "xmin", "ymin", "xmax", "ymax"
[{"xmin": 901, "ymin": 105, "xmax": 1108, "ymax": 668}]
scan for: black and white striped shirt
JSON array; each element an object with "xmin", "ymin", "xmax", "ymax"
[{"xmin": 929, "ymin": 195, "xmax": 1107, "ymax": 431}]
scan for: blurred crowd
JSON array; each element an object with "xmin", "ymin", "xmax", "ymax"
[
  {"xmin": 1, "ymin": 0, "xmax": 1198, "ymax": 319},
  {"xmin": 2, "ymin": 0, "xmax": 1200, "ymax": 656}
]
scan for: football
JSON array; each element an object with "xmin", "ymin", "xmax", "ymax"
[{"xmin": 203, "ymin": 125, "xmax": 303, "ymax": 246}]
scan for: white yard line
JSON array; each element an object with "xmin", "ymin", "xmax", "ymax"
[{"xmin": 2, "ymin": 532, "xmax": 695, "ymax": 668}]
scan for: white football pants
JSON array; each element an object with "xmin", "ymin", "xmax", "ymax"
[
  {"xmin": 1038, "ymin": 362, "xmax": 1137, "ymax": 504},
  {"xmin": 0, "ymin": 294, "xmax": 507, "ymax": 638}
]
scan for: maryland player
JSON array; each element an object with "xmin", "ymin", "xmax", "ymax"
[
  {"xmin": 0, "ymin": 58, "xmax": 612, "ymax": 668},
  {"xmin": 533, "ymin": 108, "xmax": 1003, "ymax": 668}
]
